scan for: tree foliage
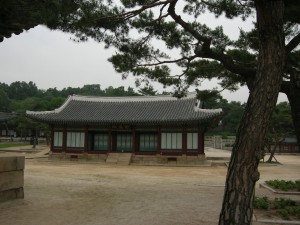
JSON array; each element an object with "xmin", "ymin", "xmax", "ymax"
[
  {"xmin": 0, "ymin": 0, "xmax": 78, "ymax": 42},
  {"xmin": 46, "ymin": 0, "xmax": 300, "ymax": 143},
  {"xmin": 0, "ymin": 81, "xmax": 141, "ymax": 137}
]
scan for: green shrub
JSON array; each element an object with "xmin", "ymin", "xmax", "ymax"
[
  {"xmin": 273, "ymin": 198, "xmax": 296, "ymax": 209},
  {"xmin": 278, "ymin": 209, "xmax": 290, "ymax": 220},
  {"xmin": 255, "ymin": 196, "xmax": 300, "ymax": 220},
  {"xmin": 266, "ymin": 179, "xmax": 300, "ymax": 191},
  {"xmin": 254, "ymin": 197, "xmax": 269, "ymax": 209},
  {"xmin": 286, "ymin": 206, "xmax": 300, "ymax": 219},
  {"xmin": 296, "ymin": 180, "xmax": 300, "ymax": 191}
]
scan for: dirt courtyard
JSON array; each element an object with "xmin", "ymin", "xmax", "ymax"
[{"xmin": 0, "ymin": 149, "xmax": 299, "ymax": 225}]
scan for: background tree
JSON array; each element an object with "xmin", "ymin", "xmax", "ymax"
[
  {"xmin": 0, "ymin": 88, "xmax": 11, "ymax": 112},
  {"xmin": 104, "ymin": 86, "xmax": 138, "ymax": 96},
  {"xmin": 197, "ymin": 91, "xmax": 244, "ymax": 135},
  {"xmin": 80, "ymin": 84, "xmax": 105, "ymax": 96},
  {"xmin": 7, "ymin": 81, "xmax": 40, "ymax": 100},
  {"xmin": 265, "ymin": 102, "xmax": 295, "ymax": 163},
  {"xmin": 138, "ymin": 85, "xmax": 157, "ymax": 96}
]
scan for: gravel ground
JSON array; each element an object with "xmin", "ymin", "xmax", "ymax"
[{"xmin": 0, "ymin": 147, "xmax": 299, "ymax": 225}]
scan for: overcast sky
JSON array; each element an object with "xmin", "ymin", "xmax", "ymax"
[{"xmin": 0, "ymin": 12, "xmax": 288, "ymax": 103}]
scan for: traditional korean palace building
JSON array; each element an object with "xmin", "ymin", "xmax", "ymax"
[{"xmin": 26, "ymin": 94, "xmax": 223, "ymax": 165}]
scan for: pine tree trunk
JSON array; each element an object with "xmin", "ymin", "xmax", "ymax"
[
  {"xmin": 286, "ymin": 85, "xmax": 300, "ymax": 144},
  {"xmin": 266, "ymin": 138, "xmax": 282, "ymax": 163},
  {"xmin": 218, "ymin": 1, "xmax": 285, "ymax": 224}
]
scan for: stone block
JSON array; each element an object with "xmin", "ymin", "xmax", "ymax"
[
  {"xmin": 87, "ymin": 154, "xmax": 99, "ymax": 161},
  {"xmin": 0, "ymin": 187, "xmax": 24, "ymax": 203},
  {"xmin": 0, "ymin": 171, "xmax": 24, "ymax": 192},
  {"xmin": 0, "ymin": 156, "xmax": 25, "ymax": 172}
]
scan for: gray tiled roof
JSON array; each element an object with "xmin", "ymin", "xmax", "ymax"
[
  {"xmin": 26, "ymin": 94, "xmax": 223, "ymax": 125},
  {"xmin": 0, "ymin": 112, "xmax": 16, "ymax": 122}
]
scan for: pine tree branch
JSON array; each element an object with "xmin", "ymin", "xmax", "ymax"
[
  {"xmin": 136, "ymin": 55, "xmax": 197, "ymax": 67},
  {"xmin": 94, "ymin": 0, "xmax": 174, "ymax": 23},
  {"xmin": 167, "ymin": 0, "xmax": 255, "ymax": 80},
  {"xmin": 286, "ymin": 33, "xmax": 300, "ymax": 53},
  {"xmin": 280, "ymin": 80, "xmax": 292, "ymax": 94}
]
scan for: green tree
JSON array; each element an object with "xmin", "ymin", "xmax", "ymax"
[
  {"xmin": 43, "ymin": 88, "xmax": 61, "ymax": 98},
  {"xmin": 48, "ymin": 1, "xmax": 293, "ymax": 224},
  {"xmin": 197, "ymin": 92, "xmax": 244, "ymax": 135},
  {"xmin": 0, "ymin": 88, "xmax": 11, "ymax": 112},
  {"xmin": 265, "ymin": 102, "xmax": 295, "ymax": 162},
  {"xmin": 80, "ymin": 84, "xmax": 105, "ymax": 96},
  {"xmin": 7, "ymin": 81, "xmax": 39, "ymax": 100},
  {"xmin": 105, "ymin": 86, "xmax": 138, "ymax": 96},
  {"xmin": 138, "ymin": 85, "xmax": 157, "ymax": 96},
  {"xmin": 60, "ymin": 86, "xmax": 81, "ymax": 97}
]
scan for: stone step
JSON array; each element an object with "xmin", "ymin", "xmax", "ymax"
[
  {"xmin": 117, "ymin": 153, "xmax": 132, "ymax": 165},
  {"xmin": 105, "ymin": 153, "xmax": 132, "ymax": 165},
  {"xmin": 105, "ymin": 153, "xmax": 119, "ymax": 164}
]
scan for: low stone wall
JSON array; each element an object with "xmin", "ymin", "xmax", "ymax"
[
  {"xmin": 0, "ymin": 156, "xmax": 25, "ymax": 203},
  {"xmin": 205, "ymin": 136, "xmax": 235, "ymax": 150}
]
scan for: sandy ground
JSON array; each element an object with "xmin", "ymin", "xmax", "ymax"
[{"xmin": 0, "ymin": 147, "xmax": 299, "ymax": 225}]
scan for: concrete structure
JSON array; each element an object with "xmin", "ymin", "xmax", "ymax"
[{"xmin": 0, "ymin": 156, "xmax": 24, "ymax": 203}]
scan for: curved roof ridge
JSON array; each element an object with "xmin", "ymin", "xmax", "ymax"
[
  {"xmin": 71, "ymin": 92, "xmax": 196, "ymax": 102},
  {"xmin": 26, "ymin": 95, "xmax": 74, "ymax": 115},
  {"xmin": 194, "ymin": 108, "xmax": 223, "ymax": 113}
]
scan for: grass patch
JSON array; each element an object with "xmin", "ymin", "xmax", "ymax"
[{"xmin": 0, "ymin": 143, "xmax": 29, "ymax": 149}]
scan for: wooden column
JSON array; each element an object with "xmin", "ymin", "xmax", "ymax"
[
  {"xmin": 50, "ymin": 126, "xmax": 54, "ymax": 152},
  {"xmin": 132, "ymin": 127, "xmax": 136, "ymax": 153},
  {"xmin": 62, "ymin": 127, "xmax": 67, "ymax": 152},
  {"xmin": 182, "ymin": 127, "xmax": 187, "ymax": 155},
  {"xmin": 109, "ymin": 129, "xmax": 113, "ymax": 152},
  {"xmin": 157, "ymin": 126, "xmax": 161, "ymax": 154},
  {"xmin": 84, "ymin": 127, "xmax": 88, "ymax": 152},
  {"xmin": 198, "ymin": 127, "xmax": 204, "ymax": 155}
]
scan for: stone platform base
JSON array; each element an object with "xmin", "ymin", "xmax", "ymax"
[
  {"xmin": 131, "ymin": 154, "xmax": 211, "ymax": 166},
  {"xmin": 0, "ymin": 156, "xmax": 25, "ymax": 203},
  {"xmin": 48, "ymin": 152, "xmax": 210, "ymax": 166},
  {"xmin": 0, "ymin": 188, "xmax": 24, "ymax": 203},
  {"xmin": 49, "ymin": 152, "xmax": 107, "ymax": 162}
]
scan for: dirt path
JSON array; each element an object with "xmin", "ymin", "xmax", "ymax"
[{"xmin": 0, "ymin": 151, "xmax": 299, "ymax": 225}]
